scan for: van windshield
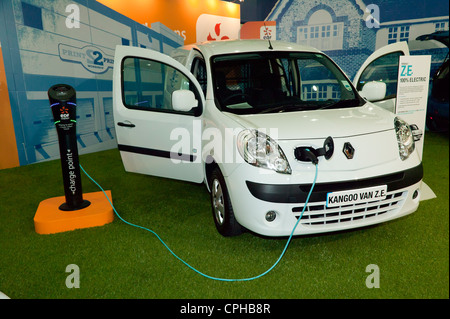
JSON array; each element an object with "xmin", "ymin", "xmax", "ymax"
[{"xmin": 211, "ymin": 52, "xmax": 364, "ymax": 114}]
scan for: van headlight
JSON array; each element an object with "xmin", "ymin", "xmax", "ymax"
[
  {"xmin": 394, "ymin": 117, "xmax": 415, "ymax": 161},
  {"xmin": 237, "ymin": 129, "xmax": 291, "ymax": 174}
]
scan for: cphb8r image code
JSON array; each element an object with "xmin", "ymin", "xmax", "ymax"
[{"xmin": 180, "ymin": 303, "xmax": 271, "ymax": 316}]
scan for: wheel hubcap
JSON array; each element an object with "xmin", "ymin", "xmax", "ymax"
[{"xmin": 212, "ymin": 179, "xmax": 225, "ymax": 225}]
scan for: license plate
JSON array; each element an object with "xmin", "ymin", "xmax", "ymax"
[{"xmin": 326, "ymin": 185, "xmax": 387, "ymax": 208}]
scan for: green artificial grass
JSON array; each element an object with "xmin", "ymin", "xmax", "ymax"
[{"xmin": 0, "ymin": 132, "xmax": 448, "ymax": 299}]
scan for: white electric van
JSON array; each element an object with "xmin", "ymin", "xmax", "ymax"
[{"xmin": 113, "ymin": 39, "xmax": 422, "ymax": 237}]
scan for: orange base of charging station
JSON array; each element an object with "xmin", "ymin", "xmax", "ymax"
[{"xmin": 34, "ymin": 191, "xmax": 114, "ymax": 235}]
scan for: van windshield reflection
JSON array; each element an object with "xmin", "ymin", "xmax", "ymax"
[{"xmin": 211, "ymin": 52, "xmax": 363, "ymax": 114}]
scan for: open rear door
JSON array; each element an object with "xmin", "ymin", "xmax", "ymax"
[
  {"xmin": 353, "ymin": 42, "xmax": 410, "ymax": 112},
  {"xmin": 113, "ymin": 45, "xmax": 205, "ymax": 183}
]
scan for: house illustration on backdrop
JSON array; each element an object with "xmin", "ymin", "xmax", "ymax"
[{"xmin": 266, "ymin": 0, "xmax": 449, "ymax": 80}]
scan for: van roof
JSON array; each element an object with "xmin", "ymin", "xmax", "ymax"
[{"xmin": 171, "ymin": 39, "xmax": 322, "ymax": 60}]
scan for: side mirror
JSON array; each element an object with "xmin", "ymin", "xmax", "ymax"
[
  {"xmin": 172, "ymin": 90, "xmax": 198, "ymax": 112},
  {"xmin": 359, "ymin": 81, "xmax": 386, "ymax": 102}
]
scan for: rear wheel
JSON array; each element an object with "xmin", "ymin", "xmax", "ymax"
[{"xmin": 209, "ymin": 168, "xmax": 243, "ymax": 237}]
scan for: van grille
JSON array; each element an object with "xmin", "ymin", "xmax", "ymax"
[{"xmin": 292, "ymin": 190, "xmax": 407, "ymax": 227}]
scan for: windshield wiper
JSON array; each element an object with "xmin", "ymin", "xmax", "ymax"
[
  {"xmin": 257, "ymin": 103, "xmax": 305, "ymax": 114},
  {"xmin": 317, "ymin": 98, "xmax": 362, "ymax": 110},
  {"xmin": 256, "ymin": 98, "xmax": 362, "ymax": 114},
  {"xmin": 257, "ymin": 101, "xmax": 329, "ymax": 114}
]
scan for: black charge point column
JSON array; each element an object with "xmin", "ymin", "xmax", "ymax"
[{"xmin": 48, "ymin": 84, "xmax": 90, "ymax": 211}]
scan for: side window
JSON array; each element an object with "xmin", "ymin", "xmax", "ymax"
[
  {"xmin": 122, "ymin": 57, "xmax": 199, "ymax": 115},
  {"xmin": 191, "ymin": 57, "xmax": 207, "ymax": 96},
  {"xmin": 356, "ymin": 51, "xmax": 403, "ymax": 100}
]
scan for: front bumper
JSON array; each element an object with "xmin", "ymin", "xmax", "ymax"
[
  {"xmin": 246, "ymin": 164, "xmax": 423, "ymax": 203},
  {"xmin": 226, "ymin": 164, "xmax": 423, "ymax": 236}
]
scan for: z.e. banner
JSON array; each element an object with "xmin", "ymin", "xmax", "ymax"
[{"xmin": 395, "ymin": 55, "xmax": 431, "ymax": 160}]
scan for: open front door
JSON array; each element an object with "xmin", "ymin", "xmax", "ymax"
[
  {"xmin": 353, "ymin": 42, "xmax": 410, "ymax": 112},
  {"xmin": 113, "ymin": 45, "xmax": 205, "ymax": 183}
]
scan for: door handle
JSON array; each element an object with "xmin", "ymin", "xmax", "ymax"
[{"xmin": 117, "ymin": 121, "xmax": 135, "ymax": 128}]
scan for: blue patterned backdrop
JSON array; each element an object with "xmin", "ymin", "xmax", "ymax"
[
  {"xmin": 267, "ymin": 0, "xmax": 449, "ymax": 79},
  {"xmin": 0, "ymin": 0, "xmax": 184, "ymax": 166}
]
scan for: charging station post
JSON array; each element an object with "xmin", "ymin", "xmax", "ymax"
[
  {"xmin": 48, "ymin": 84, "xmax": 90, "ymax": 211},
  {"xmin": 33, "ymin": 84, "xmax": 114, "ymax": 235}
]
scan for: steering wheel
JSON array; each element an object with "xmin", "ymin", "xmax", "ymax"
[{"xmin": 221, "ymin": 92, "xmax": 251, "ymax": 104}]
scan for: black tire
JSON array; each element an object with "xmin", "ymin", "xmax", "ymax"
[{"xmin": 209, "ymin": 168, "xmax": 243, "ymax": 237}]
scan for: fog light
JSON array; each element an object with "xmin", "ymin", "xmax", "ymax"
[
  {"xmin": 265, "ymin": 211, "xmax": 277, "ymax": 222},
  {"xmin": 412, "ymin": 189, "xmax": 419, "ymax": 200}
]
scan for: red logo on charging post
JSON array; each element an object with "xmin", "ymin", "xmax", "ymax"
[{"xmin": 60, "ymin": 106, "xmax": 70, "ymax": 120}]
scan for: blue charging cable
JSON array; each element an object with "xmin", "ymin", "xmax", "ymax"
[{"xmin": 80, "ymin": 164, "xmax": 318, "ymax": 282}]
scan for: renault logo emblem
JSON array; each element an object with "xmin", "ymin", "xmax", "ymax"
[{"xmin": 343, "ymin": 142, "xmax": 355, "ymax": 159}]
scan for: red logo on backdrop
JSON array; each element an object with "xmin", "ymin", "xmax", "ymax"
[{"xmin": 207, "ymin": 23, "xmax": 230, "ymax": 41}]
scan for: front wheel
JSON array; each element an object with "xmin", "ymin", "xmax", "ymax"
[{"xmin": 209, "ymin": 168, "xmax": 243, "ymax": 237}]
